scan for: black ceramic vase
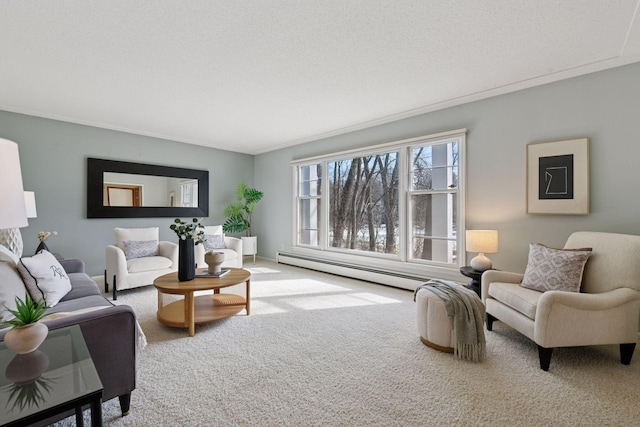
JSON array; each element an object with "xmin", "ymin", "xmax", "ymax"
[
  {"xmin": 178, "ymin": 238, "xmax": 196, "ymax": 282},
  {"xmin": 35, "ymin": 241, "xmax": 49, "ymax": 254}
]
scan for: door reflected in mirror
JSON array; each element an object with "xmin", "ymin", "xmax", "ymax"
[{"xmin": 103, "ymin": 173, "xmax": 198, "ymax": 208}]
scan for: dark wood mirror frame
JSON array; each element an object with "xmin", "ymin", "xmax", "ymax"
[{"xmin": 87, "ymin": 157, "xmax": 209, "ymax": 218}]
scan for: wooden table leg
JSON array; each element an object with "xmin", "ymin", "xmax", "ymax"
[
  {"xmin": 185, "ymin": 292, "xmax": 195, "ymax": 336},
  {"xmin": 246, "ymin": 278, "xmax": 250, "ymax": 315}
]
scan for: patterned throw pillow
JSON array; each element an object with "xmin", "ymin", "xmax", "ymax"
[
  {"xmin": 123, "ymin": 240, "xmax": 158, "ymax": 260},
  {"xmin": 520, "ymin": 243, "xmax": 592, "ymax": 293},
  {"xmin": 17, "ymin": 250, "xmax": 72, "ymax": 307},
  {"xmin": 203, "ymin": 234, "xmax": 226, "ymax": 251}
]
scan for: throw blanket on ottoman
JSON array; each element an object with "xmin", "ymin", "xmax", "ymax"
[{"xmin": 414, "ymin": 279, "xmax": 486, "ymax": 362}]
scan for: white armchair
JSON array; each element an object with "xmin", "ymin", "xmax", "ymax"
[
  {"xmin": 195, "ymin": 225, "xmax": 243, "ymax": 269},
  {"xmin": 105, "ymin": 227, "xmax": 178, "ymax": 300},
  {"xmin": 482, "ymin": 231, "xmax": 640, "ymax": 371}
]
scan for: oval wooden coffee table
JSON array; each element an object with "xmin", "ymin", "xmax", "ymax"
[{"xmin": 153, "ymin": 268, "xmax": 251, "ymax": 336}]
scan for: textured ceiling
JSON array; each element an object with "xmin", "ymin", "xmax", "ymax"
[{"xmin": 1, "ymin": 1, "xmax": 639, "ymax": 154}]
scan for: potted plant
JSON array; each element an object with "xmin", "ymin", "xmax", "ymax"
[
  {"xmin": 170, "ymin": 218, "xmax": 205, "ymax": 281},
  {"xmin": 222, "ymin": 182, "xmax": 264, "ymax": 258},
  {"xmin": 2, "ymin": 295, "xmax": 49, "ymax": 354}
]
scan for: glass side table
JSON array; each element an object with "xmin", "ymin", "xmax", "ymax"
[{"xmin": 0, "ymin": 325, "xmax": 103, "ymax": 427}]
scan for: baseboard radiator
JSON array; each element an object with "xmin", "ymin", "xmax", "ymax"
[{"xmin": 276, "ymin": 252, "xmax": 431, "ymax": 291}]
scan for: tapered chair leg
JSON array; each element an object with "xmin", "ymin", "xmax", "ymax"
[
  {"xmin": 538, "ymin": 346, "xmax": 553, "ymax": 371},
  {"xmin": 113, "ymin": 275, "xmax": 117, "ymax": 300},
  {"xmin": 104, "ymin": 269, "xmax": 109, "ymax": 293},
  {"xmin": 486, "ymin": 313, "xmax": 497, "ymax": 331},
  {"xmin": 620, "ymin": 343, "xmax": 636, "ymax": 365}
]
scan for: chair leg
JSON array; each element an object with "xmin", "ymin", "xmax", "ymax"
[
  {"xmin": 104, "ymin": 269, "xmax": 109, "ymax": 293},
  {"xmin": 486, "ymin": 313, "xmax": 497, "ymax": 331},
  {"xmin": 538, "ymin": 346, "xmax": 553, "ymax": 371},
  {"xmin": 118, "ymin": 393, "xmax": 131, "ymax": 416},
  {"xmin": 620, "ymin": 343, "xmax": 636, "ymax": 365},
  {"xmin": 113, "ymin": 275, "xmax": 117, "ymax": 301}
]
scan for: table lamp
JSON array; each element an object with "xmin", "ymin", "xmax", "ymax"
[
  {"xmin": 466, "ymin": 230, "xmax": 498, "ymax": 271},
  {"xmin": 0, "ymin": 138, "xmax": 28, "ymax": 259}
]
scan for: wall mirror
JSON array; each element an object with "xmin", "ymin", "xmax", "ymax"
[{"xmin": 87, "ymin": 158, "xmax": 209, "ymax": 218}]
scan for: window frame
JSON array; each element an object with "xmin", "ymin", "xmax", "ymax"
[{"xmin": 291, "ymin": 129, "xmax": 467, "ymax": 274}]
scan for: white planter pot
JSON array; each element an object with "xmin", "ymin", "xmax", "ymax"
[
  {"xmin": 241, "ymin": 236, "xmax": 257, "ymax": 255},
  {"xmin": 4, "ymin": 322, "xmax": 49, "ymax": 354}
]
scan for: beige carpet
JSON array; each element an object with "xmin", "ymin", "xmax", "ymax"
[{"xmin": 57, "ymin": 260, "xmax": 640, "ymax": 426}]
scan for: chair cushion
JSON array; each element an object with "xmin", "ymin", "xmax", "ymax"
[
  {"xmin": 488, "ymin": 282, "xmax": 541, "ymax": 319},
  {"xmin": 123, "ymin": 240, "xmax": 158, "ymax": 259},
  {"xmin": 115, "ymin": 227, "xmax": 159, "ymax": 251},
  {"xmin": 520, "ymin": 243, "xmax": 592, "ymax": 293},
  {"xmin": 127, "ymin": 256, "xmax": 173, "ymax": 273},
  {"xmin": 203, "ymin": 225, "xmax": 223, "ymax": 235},
  {"xmin": 17, "ymin": 250, "xmax": 72, "ymax": 307}
]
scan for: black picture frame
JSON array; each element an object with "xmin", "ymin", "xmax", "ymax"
[{"xmin": 87, "ymin": 157, "xmax": 209, "ymax": 218}]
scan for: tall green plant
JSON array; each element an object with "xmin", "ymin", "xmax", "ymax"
[{"xmin": 222, "ymin": 182, "xmax": 264, "ymax": 237}]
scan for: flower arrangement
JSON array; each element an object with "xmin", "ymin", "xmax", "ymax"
[
  {"xmin": 37, "ymin": 231, "xmax": 57, "ymax": 242},
  {"xmin": 169, "ymin": 218, "xmax": 205, "ymax": 245}
]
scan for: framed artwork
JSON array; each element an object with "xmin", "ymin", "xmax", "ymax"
[{"xmin": 526, "ymin": 137, "xmax": 589, "ymax": 215}]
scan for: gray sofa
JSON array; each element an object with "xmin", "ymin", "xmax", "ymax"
[{"xmin": 0, "ymin": 258, "xmax": 137, "ymax": 421}]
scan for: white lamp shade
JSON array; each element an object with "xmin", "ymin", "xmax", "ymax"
[
  {"xmin": 465, "ymin": 230, "xmax": 499, "ymax": 254},
  {"xmin": 0, "ymin": 139, "xmax": 27, "ymax": 229},
  {"xmin": 24, "ymin": 191, "xmax": 37, "ymax": 218}
]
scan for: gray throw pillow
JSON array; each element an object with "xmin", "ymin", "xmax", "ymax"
[
  {"xmin": 123, "ymin": 240, "xmax": 158, "ymax": 260},
  {"xmin": 203, "ymin": 234, "xmax": 226, "ymax": 251},
  {"xmin": 520, "ymin": 243, "xmax": 592, "ymax": 293}
]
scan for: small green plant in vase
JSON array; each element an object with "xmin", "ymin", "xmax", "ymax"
[
  {"xmin": 170, "ymin": 218, "xmax": 205, "ymax": 244},
  {"xmin": 2, "ymin": 295, "xmax": 49, "ymax": 354}
]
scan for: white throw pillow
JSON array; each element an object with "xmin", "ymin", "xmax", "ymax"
[{"xmin": 17, "ymin": 250, "xmax": 72, "ymax": 307}]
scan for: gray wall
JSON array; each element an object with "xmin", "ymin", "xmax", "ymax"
[
  {"xmin": 254, "ymin": 62, "xmax": 640, "ymax": 274},
  {"xmin": 0, "ymin": 111, "xmax": 254, "ymax": 276}
]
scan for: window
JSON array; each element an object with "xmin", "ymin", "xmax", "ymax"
[
  {"xmin": 328, "ymin": 153, "xmax": 399, "ymax": 254},
  {"xmin": 293, "ymin": 129, "xmax": 465, "ymax": 268},
  {"xmin": 409, "ymin": 141, "xmax": 458, "ymax": 264},
  {"xmin": 298, "ymin": 164, "xmax": 322, "ymax": 246},
  {"xmin": 180, "ymin": 180, "xmax": 198, "ymax": 208}
]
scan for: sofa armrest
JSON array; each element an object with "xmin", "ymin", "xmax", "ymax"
[
  {"xmin": 481, "ymin": 270, "xmax": 524, "ymax": 303},
  {"xmin": 158, "ymin": 241, "xmax": 178, "ymax": 268},
  {"xmin": 106, "ymin": 244, "xmax": 128, "ymax": 285},
  {"xmin": 224, "ymin": 236, "xmax": 242, "ymax": 255},
  {"xmin": 535, "ymin": 288, "xmax": 640, "ymax": 347},
  {"xmin": 59, "ymin": 258, "xmax": 85, "ymax": 274}
]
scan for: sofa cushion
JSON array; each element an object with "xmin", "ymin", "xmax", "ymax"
[
  {"xmin": 60, "ymin": 273, "xmax": 104, "ymax": 301},
  {"xmin": 123, "ymin": 240, "xmax": 158, "ymax": 260},
  {"xmin": 0, "ymin": 261, "xmax": 29, "ymax": 322},
  {"xmin": 45, "ymin": 294, "xmax": 113, "ymax": 315},
  {"xmin": 520, "ymin": 243, "xmax": 592, "ymax": 293},
  {"xmin": 17, "ymin": 250, "xmax": 72, "ymax": 307},
  {"xmin": 489, "ymin": 282, "xmax": 541, "ymax": 319},
  {"xmin": 127, "ymin": 256, "xmax": 173, "ymax": 273}
]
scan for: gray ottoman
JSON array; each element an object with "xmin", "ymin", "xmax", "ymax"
[{"xmin": 415, "ymin": 287, "xmax": 454, "ymax": 353}]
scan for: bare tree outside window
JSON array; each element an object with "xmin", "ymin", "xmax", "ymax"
[{"xmin": 328, "ymin": 153, "xmax": 399, "ymax": 254}]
